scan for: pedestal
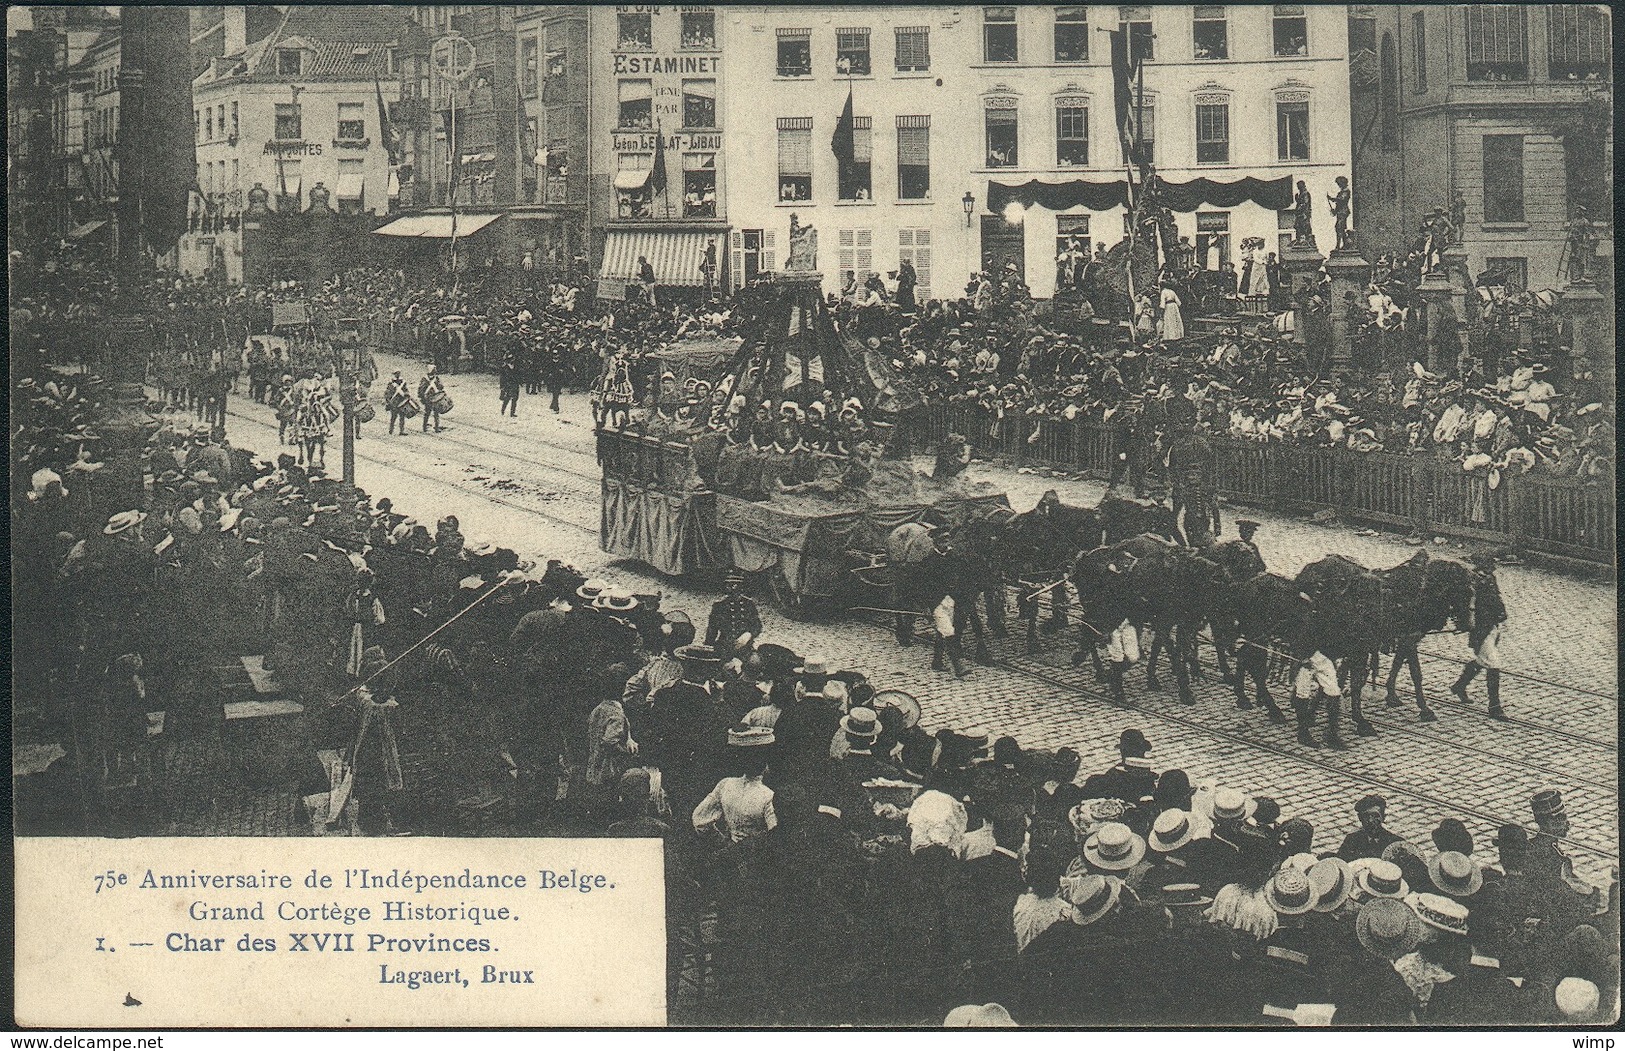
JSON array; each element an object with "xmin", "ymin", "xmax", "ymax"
[
  {"xmin": 1279, "ymin": 240, "xmax": 1326, "ymax": 348},
  {"xmin": 1557, "ymin": 280, "xmax": 1612, "ymax": 396},
  {"xmin": 1324, "ymin": 248, "xmax": 1370, "ymax": 369},
  {"xmin": 1417, "ymin": 273, "xmax": 1456, "ymax": 374}
]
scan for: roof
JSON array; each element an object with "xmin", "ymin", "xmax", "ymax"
[{"xmin": 247, "ymin": 5, "xmax": 408, "ymax": 80}]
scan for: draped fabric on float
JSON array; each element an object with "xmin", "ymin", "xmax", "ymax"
[
  {"xmin": 986, "ymin": 175, "xmax": 1294, "ymax": 216},
  {"xmin": 121, "ymin": 6, "xmax": 197, "ymax": 253}
]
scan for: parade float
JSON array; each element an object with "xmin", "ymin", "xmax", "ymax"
[{"xmin": 598, "ymin": 216, "xmax": 1010, "ymax": 609}]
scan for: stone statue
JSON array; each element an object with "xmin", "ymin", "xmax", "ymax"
[
  {"xmin": 307, "ymin": 182, "xmax": 333, "ymax": 214},
  {"xmin": 245, "ymin": 183, "xmax": 271, "ymax": 216},
  {"xmin": 787, "ymin": 213, "xmax": 818, "ymax": 272},
  {"xmin": 1566, "ymin": 207, "xmax": 1597, "ymax": 283},
  {"xmin": 1448, "ymin": 190, "xmax": 1466, "ymax": 245},
  {"xmin": 1422, "ymin": 208, "xmax": 1453, "ymax": 274},
  {"xmin": 1292, "ymin": 180, "xmax": 1315, "ymax": 248},
  {"xmin": 1327, "ymin": 176, "xmax": 1352, "ymax": 251}
]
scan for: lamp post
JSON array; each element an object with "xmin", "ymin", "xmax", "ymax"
[
  {"xmin": 335, "ymin": 316, "xmax": 364, "ymax": 498},
  {"xmin": 962, "ymin": 190, "xmax": 976, "ymax": 227}
]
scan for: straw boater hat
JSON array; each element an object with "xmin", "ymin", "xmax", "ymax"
[
  {"xmin": 1353, "ymin": 858, "xmax": 1409, "ymax": 900},
  {"xmin": 1356, "ymin": 898, "xmax": 1423, "ymax": 960},
  {"xmin": 1307, "ymin": 858, "xmax": 1353, "ymax": 913},
  {"xmin": 870, "ymin": 689, "xmax": 922, "ymax": 730},
  {"xmin": 1062, "ymin": 874, "xmax": 1122, "ymax": 926},
  {"xmin": 104, "ymin": 510, "xmax": 147, "ymax": 536},
  {"xmin": 1264, "ymin": 866, "xmax": 1317, "ymax": 916},
  {"xmin": 675, "ymin": 644, "xmax": 723, "ymax": 669},
  {"xmin": 1406, "ymin": 892, "xmax": 1470, "ymax": 937},
  {"xmin": 1160, "ymin": 883, "xmax": 1212, "ymax": 909},
  {"xmin": 1427, "ymin": 851, "xmax": 1484, "ymax": 898},
  {"xmin": 726, "ymin": 725, "xmax": 775, "ymax": 748},
  {"xmin": 839, "ymin": 707, "xmax": 882, "ymax": 739},
  {"xmin": 1148, "ymin": 809, "xmax": 1211, "ymax": 854},
  {"xmin": 1211, "ymin": 788, "xmax": 1257, "ymax": 822},
  {"xmin": 1084, "ymin": 822, "xmax": 1147, "ymax": 872},
  {"xmin": 593, "ymin": 587, "xmax": 640, "ymax": 613}
]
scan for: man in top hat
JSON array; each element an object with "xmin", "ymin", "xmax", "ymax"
[
  {"xmin": 1450, "ymin": 551, "xmax": 1509, "ymax": 720},
  {"xmin": 1338, "ymin": 794, "xmax": 1403, "ymax": 862},
  {"xmin": 824, "ymin": 706, "xmax": 907, "ymax": 840},
  {"xmin": 704, "ymin": 569, "xmax": 761, "ymax": 658},
  {"xmin": 645, "ymin": 644, "xmax": 727, "ymax": 816},
  {"xmin": 1080, "ymin": 729, "xmax": 1158, "ymax": 804}
]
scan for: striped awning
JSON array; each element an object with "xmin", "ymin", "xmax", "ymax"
[
  {"xmin": 372, "ymin": 212, "xmax": 504, "ymax": 238},
  {"xmin": 599, "ymin": 229, "xmax": 713, "ymax": 287}
]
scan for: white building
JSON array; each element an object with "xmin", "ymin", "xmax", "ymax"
[
  {"xmin": 969, "ymin": 3, "xmax": 1354, "ymax": 298},
  {"xmin": 717, "ymin": 6, "xmax": 979, "ymax": 302}
]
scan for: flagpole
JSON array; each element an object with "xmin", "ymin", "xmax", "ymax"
[{"xmin": 449, "ymin": 93, "xmax": 460, "ymax": 295}]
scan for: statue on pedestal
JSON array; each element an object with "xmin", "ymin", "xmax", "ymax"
[
  {"xmin": 787, "ymin": 213, "xmax": 818, "ymax": 272},
  {"xmin": 1327, "ymin": 176, "xmax": 1352, "ymax": 251},
  {"xmin": 246, "ymin": 183, "xmax": 271, "ymax": 217},
  {"xmin": 1292, "ymin": 180, "xmax": 1316, "ymax": 248},
  {"xmin": 1448, "ymin": 190, "xmax": 1466, "ymax": 245}
]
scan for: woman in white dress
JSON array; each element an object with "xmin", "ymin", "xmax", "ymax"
[{"xmin": 1157, "ymin": 284, "xmax": 1186, "ymax": 342}]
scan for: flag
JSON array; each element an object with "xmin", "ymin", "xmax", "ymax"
[
  {"xmin": 375, "ymin": 77, "xmax": 399, "ymax": 165},
  {"xmin": 1109, "ymin": 28, "xmax": 1142, "ymax": 167},
  {"xmin": 443, "ymin": 108, "xmax": 459, "ymax": 196},
  {"xmin": 651, "ymin": 122, "xmax": 667, "ymax": 194},
  {"xmin": 831, "ymin": 83, "xmax": 855, "ymax": 184}
]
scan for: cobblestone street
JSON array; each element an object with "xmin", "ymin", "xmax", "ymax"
[{"xmin": 194, "ymin": 354, "xmax": 1617, "ymax": 885}]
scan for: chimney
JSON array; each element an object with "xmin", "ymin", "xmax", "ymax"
[{"xmin": 223, "ymin": 7, "xmax": 247, "ymax": 56}]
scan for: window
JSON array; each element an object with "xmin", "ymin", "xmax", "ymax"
[
  {"xmin": 683, "ymin": 152, "xmax": 716, "ymax": 218},
  {"xmin": 898, "ymin": 228, "xmax": 933, "ymax": 300},
  {"xmin": 218, "ymin": 105, "xmax": 227, "ymax": 140},
  {"xmin": 1193, "ymin": 6, "xmax": 1228, "ymax": 60},
  {"xmin": 734, "ymin": 229, "xmax": 777, "ymax": 287},
  {"xmin": 274, "ymin": 102, "xmax": 302, "ymax": 141},
  {"xmin": 231, "ymin": 158, "xmax": 239, "ymax": 193},
  {"xmin": 337, "ymin": 102, "xmax": 366, "ymax": 141},
  {"xmin": 618, "ymin": 80, "xmax": 653, "ymax": 130},
  {"xmin": 546, "ymin": 49, "xmax": 567, "ymax": 80},
  {"xmin": 682, "ymin": 79, "xmax": 716, "ymax": 129},
  {"xmin": 777, "ymin": 117, "xmax": 813, "ymax": 201},
  {"xmin": 277, "ymin": 48, "xmax": 303, "ymax": 75},
  {"xmin": 545, "ymin": 140, "xmax": 568, "ymax": 204},
  {"xmin": 1129, "ymin": 97, "xmax": 1155, "ymax": 165},
  {"xmin": 1379, "ymin": 32, "xmax": 1398, "ymax": 148},
  {"xmin": 1548, "ymin": 5, "xmax": 1610, "ymax": 81},
  {"xmin": 1349, "ymin": 7, "xmax": 1377, "ymax": 52},
  {"xmin": 837, "ymin": 117, "xmax": 873, "ymax": 200},
  {"xmin": 615, "ymin": 152, "xmax": 653, "ymax": 218},
  {"xmin": 777, "ymin": 29, "xmax": 812, "ymax": 77},
  {"xmin": 896, "ymin": 115, "xmax": 930, "ymax": 199},
  {"xmin": 336, "ymin": 158, "xmax": 365, "ymax": 215},
  {"xmin": 985, "ymin": 102, "xmax": 1017, "ymax": 167},
  {"xmin": 837, "ymin": 28, "xmax": 871, "ymax": 75},
  {"xmin": 681, "ymin": 10, "xmax": 716, "ymax": 50},
  {"xmin": 1272, "ymin": 5, "xmax": 1308, "ymax": 56},
  {"xmin": 1122, "ymin": 7, "xmax": 1154, "ymax": 63},
  {"xmin": 1484, "ymin": 258, "xmax": 1528, "ymax": 292},
  {"xmin": 984, "ymin": 8, "xmax": 1018, "ymax": 63},
  {"xmin": 1276, "ymin": 100, "xmax": 1309, "ymax": 161},
  {"xmin": 274, "ymin": 159, "xmax": 301, "ymax": 212},
  {"xmin": 195, "ymin": 109, "xmax": 201, "ymax": 142},
  {"xmin": 617, "ymin": 12, "xmax": 652, "ymax": 50},
  {"xmin": 1277, "ymin": 208, "xmax": 1296, "ymax": 257},
  {"xmin": 1196, "ymin": 100, "xmax": 1229, "ymax": 164},
  {"xmin": 1465, "ymin": 6, "xmax": 1528, "ymax": 80},
  {"xmin": 521, "ymin": 37, "xmax": 538, "ymax": 97},
  {"xmin": 1195, "ymin": 211, "xmax": 1231, "ymax": 269},
  {"xmin": 230, "ymin": 102, "xmax": 239, "ymax": 139},
  {"xmin": 1055, "ymin": 7, "xmax": 1088, "ymax": 62},
  {"xmin": 895, "ymin": 25, "xmax": 930, "ymax": 72},
  {"xmin": 1056, "ymin": 101, "xmax": 1089, "ymax": 166},
  {"xmin": 1482, "ymin": 135, "xmax": 1525, "ymax": 222},
  {"xmin": 205, "ymin": 109, "xmax": 214, "ymax": 141},
  {"xmin": 1412, "ymin": 12, "xmax": 1427, "ymax": 91},
  {"xmin": 837, "ymin": 228, "xmax": 873, "ymax": 289}
]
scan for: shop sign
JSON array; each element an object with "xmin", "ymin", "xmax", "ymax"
[
  {"xmin": 264, "ymin": 141, "xmax": 323, "ymax": 156},
  {"xmin": 612, "ymin": 54, "xmax": 720, "ymax": 75},
  {"xmin": 612, "ymin": 131, "xmax": 722, "ymax": 151}
]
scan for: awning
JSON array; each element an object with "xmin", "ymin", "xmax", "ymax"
[
  {"xmin": 66, "ymin": 220, "xmax": 108, "ymax": 240},
  {"xmin": 599, "ymin": 229, "xmax": 714, "ymax": 288},
  {"xmin": 614, "ymin": 168, "xmax": 652, "ymax": 191},
  {"xmin": 372, "ymin": 212, "xmax": 504, "ymax": 238},
  {"xmin": 335, "ymin": 172, "xmax": 364, "ymax": 199}
]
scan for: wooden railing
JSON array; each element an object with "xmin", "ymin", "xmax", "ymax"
[{"xmin": 917, "ymin": 406, "xmax": 1615, "ymax": 566}]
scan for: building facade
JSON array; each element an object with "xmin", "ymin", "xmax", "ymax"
[
  {"xmin": 1357, "ymin": 3, "xmax": 1612, "ymax": 291},
  {"xmin": 717, "ymin": 6, "xmax": 977, "ymax": 302},
  {"xmin": 514, "ymin": 6, "xmax": 590, "ymax": 268},
  {"xmin": 589, "ymin": 4, "xmax": 730, "ymax": 293},
  {"xmin": 182, "ymin": 6, "xmax": 406, "ymax": 283},
  {"xmin": 968, "ymin": 3, "xmax": 1353, "ymax": 299}
]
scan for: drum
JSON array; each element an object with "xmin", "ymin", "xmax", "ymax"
[{"xmin": 431, "ymin": 393, "xmax": 454, "ymax": 415}]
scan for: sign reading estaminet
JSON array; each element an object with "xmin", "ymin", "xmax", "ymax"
[{"xmin": 16, "ymin": 838, "xmax": 666, "ymax": 1028}]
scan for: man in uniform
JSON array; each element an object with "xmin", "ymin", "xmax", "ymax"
[
  {"xmin": 1526, "ymin": 789, "xmax": 1600, "ymax": 906},
  {"xmin": 705, "ymin": 569, "xmax": 762, "ymax": 658},
  {"xmin": 1450, "ymin": 552, "xmax": 1508, "ymax": 720},
  {"xmin": 1166, "ymin": 419, "xmax": 1218, "ymax": 546},
  {"xmin": 418, "ymin": 366, "xmax": 447, "ymax": 434},
  {"xmin": 384, "ymin": 370, "xmax": 411, "ymax": 436}
]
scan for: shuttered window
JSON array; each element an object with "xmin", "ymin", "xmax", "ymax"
[
  {"xmin": 898, "ymin": 227, "xmax": 932, "ymax": 301},
  {"xmin": 895, "ymin": 26, "xmax": 930, "ymax": 71},
  {"xmin": 778, "ymin": 117, "xmax": 813, "ymax": 201},
  {"xmin": 897, "ymin": 116, "xmax": 930, "ymax": 199}
]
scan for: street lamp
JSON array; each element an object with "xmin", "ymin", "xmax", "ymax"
[
  {"xmin": 334, "ymin": 316, "xmax": 364, "ymax": 499},
  {"xmin": 962, "ymin": 190, "xmax": 976, "ymax": 227}
]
